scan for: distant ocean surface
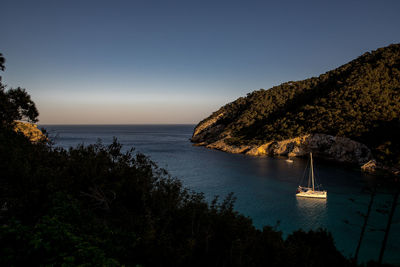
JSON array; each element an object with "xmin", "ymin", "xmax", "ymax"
[{"xmin": 41, "ymin": 124, "xmax": 399, "ymax": 264}]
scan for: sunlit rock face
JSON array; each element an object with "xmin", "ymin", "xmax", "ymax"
[
  {"xmin": 361, "ymin": 160, "xmax": 400, "ymax": 176},
  {"xmin": 361, "ymin": 160, "xmax": 380, "ymax": 173},
  {"xmin": 14, "ymin": 121, "xmax": 46, "ymax": 142},
  {"xmin": 191, "ymin": 112, "xmax": 226, "ymax": 143},
  {"xmin": 193, "ymin": 132, "xmax": 372, "ymax": 166},
  {"xmin": 191, "ymin": 113, "xmax": 372, "ymax": 165}
]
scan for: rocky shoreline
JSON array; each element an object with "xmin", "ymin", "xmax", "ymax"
[{"xmin": 192, "ymin": 133, "xmax": 400, "ymax": 176}]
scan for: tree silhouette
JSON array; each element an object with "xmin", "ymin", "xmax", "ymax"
[
  {"xmin": 0, "ymin": 53, "xmax": 39, "ymax": 126},
  {"xmin": 378, "ymin": 179, "xmax": 400, "ymax": 264},
  {"xmin": 0, "ymin": 53, "xmax": 5, "ymax": 72}
]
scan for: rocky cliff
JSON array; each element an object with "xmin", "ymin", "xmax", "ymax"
[
  {"xmin": 191, "ymin": 44, "xmax": 400, "ymax": 175},
  {"xmin": 194, "ymin": 132, "xmax": 372, "ymax": 165},
  {"xmin": 14, "ymin": 121, "xmax": 46, "ymax": 142}
]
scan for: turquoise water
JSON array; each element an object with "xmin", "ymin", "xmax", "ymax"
[{"xmin": 41, "ymin": 124, "xmax": 400, "ymax": 265}]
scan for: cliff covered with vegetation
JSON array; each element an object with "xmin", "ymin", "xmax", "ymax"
[{"xmin": 192, "ymin": 44, "xmax": 400, "ymax": 171}]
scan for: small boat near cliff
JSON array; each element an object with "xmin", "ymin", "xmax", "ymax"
[{"xmin": 296, "ymin": 152, "xmax": 327, "ymax": 199}]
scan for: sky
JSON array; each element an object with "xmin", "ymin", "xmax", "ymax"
[{"xmin": 1, "ymin": 0, "xmax": 400, "ymax": 124}]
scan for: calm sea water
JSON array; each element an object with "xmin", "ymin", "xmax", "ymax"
[{"xmin": 41, "ymin": 124, "xmax": 399, "ymax": 264}]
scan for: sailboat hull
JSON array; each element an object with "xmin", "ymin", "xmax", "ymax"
[{"xmin": 296, "ymin": 189, "xmax": 327, "ymax": 199}]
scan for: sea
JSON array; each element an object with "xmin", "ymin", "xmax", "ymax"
[{"xmin": 40, "ymin": 124, "xmax": 400, "ymax": 265}]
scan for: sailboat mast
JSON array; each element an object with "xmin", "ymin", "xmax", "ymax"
[{"xmin": 310, "ymin": 152, "xmax": 315, "ymax": 191}]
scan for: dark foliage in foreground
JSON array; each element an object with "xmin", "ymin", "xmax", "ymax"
[{"xmin": 0, "ymin": 128, "xmax": 355, "ymax": 267}]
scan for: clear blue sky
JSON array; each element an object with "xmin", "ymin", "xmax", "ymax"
[{"xmin": 1, "ymin": 0, "xmax": 399, "ymax": 124}]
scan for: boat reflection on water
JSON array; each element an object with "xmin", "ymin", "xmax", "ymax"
[{"xmin": 295, "ymin": 197, "xmax": 328, "ymax": 229}]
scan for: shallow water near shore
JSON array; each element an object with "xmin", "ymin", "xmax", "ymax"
[{"xmin": 41, "ymin": 124, "xmax": 400, "ymax": 264}]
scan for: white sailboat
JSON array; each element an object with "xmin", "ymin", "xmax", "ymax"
[{"xmin": 296, "ymin": 152, "xmax": 327, "ymax": 199}]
